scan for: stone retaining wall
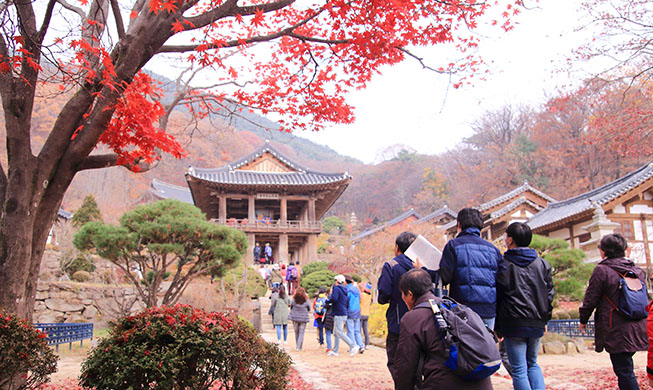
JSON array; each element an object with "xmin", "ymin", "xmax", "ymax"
[{"xmin": 34, "ymin": 281, "xmax": 144, "ymax": 328}]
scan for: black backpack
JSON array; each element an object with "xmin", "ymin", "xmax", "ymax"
[{"xmin": 414, "ymin": 296, "xmax": 501, "ymax": 381}]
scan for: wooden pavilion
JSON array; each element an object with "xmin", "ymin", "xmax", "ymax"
[{"xmin": 181, "ymin": 141, "xmax": 351, "ymax": 264}]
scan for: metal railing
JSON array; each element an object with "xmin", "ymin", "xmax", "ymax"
[
  {"xmin": 34, "ymin": 322, "xmax": 94, "ymax": 351},
  {"xmin": 212, "ymin": 218, "xmax": 322, "ymax": 231},
  {"xmin": 547, "ymin": 319, "xmax": 595, "ymax": 338}
]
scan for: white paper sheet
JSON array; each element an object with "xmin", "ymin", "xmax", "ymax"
[{"xmin": 404, "ymin": 234, "xmax": 442, "ymax": 271}]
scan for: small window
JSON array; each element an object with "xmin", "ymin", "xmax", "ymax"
[
  {"xmin": 578, "ymin": 233, "xmax": 591, "ymax": 243},
  {"xmin": 615, "ymin": 221, "xmax": 635, "ymax": 241}
]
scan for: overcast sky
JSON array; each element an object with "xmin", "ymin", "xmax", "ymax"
[{"xmin": 296, "ymin": 0, "xmax": 595, "ymax": 164}]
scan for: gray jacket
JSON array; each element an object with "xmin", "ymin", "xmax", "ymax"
[{"xmin": 288, "ymin": 299, "xmax": 311, "ymax": 323}]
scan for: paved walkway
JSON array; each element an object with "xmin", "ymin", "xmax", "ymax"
[{"xmin": 259, "ymin": 297, "xmax": 650, "ymax": 390}]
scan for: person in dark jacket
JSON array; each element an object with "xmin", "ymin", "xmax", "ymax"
[
  {"xmin": 326, "ymin": 275, "xmax": 357, "ymax": 356},
  {"xmin": 439, "ymin": 208, "xmax": 504, "ymax": 329},
  {"xmin": 377, "ymin": 231, "xmax": 417, "ymax": 375},
  {"xmin": 392, "ymin": 268, "xmax": 493, "ymax": 390},
  {"xmin": 579, "ymin": 233, "xmax": 648, "ymax": 390},
  {"xmin": 496, "ymin": 222, "xmax": 553, "ymax": 390}
]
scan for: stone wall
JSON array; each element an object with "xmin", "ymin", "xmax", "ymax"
[{"xmin": 34, "ymin": 281, "xmax": 144, "ymax": 328}]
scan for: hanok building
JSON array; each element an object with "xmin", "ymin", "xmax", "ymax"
[
  {"xmin": 529, "ymin": 162, "xmax": 653, "ymax": 265},
  {"xmin": 151, "ymin": 142, "xmax": 351, "ymax": 264},
  {"xmin": 443, "ymin": 181, "xmax": 555, "ymax": 241},
  {"xmin": 351, "ymin": 208, "xmax": 422, "ymax": 243}
]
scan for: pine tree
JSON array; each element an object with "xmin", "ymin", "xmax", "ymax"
[{"xmin": 72, "ymin": 195, "xmax": 103, "ymax": 228}]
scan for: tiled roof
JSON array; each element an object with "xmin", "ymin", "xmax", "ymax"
[
  {"xmin": 186, "ymin": 141, "xmax": 350, "ymax": 186},
  {"xmin": 57, "ymin": 208, "xmax": 73, "ymax": 220},
  {"xmin": 480, "ymin": 181, "xmax": 555, "ymax": 211},
  {"xmin": 529, "ymin": 161, "xmax": 653, "ymax": 230},
  {"xmin": 418, "ymin": 206, "xmax": 457, "ymax": 224},
  {"xmin": 352, "ymin": 209, "xmax": 422, "ymax": 242},
  {"xmin": 150, "ymin": 179, "xmax": 194, "ymax": 204},
  {"xmin": 490, "ymin": 196, "xmax": 544, "ymax": 220}
]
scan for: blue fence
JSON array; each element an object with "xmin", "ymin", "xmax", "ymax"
[
  {"xmin": 547, "ymin": 319, "xmax": 595, "ymax": 338},
  {"xmin": 34, "ymin": 323, "xmax": 94, "ymax": 351}
]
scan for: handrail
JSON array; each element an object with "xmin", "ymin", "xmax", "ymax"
[
  {"xmin": 34, "ymin": 322, "xmax": 94, "ymax": 351},
  {"xmin": 212, "ymin": 218, "xmax": 322, "ymax": 230},
  {"xmin": 547, "ymin": 319, "xmax": 595, "ymax": 338}
]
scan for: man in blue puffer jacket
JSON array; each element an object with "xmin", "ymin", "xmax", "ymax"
[
  {"xmin": 439, "ymin": 207, "xmax": 504, "ymax": 330},
  {"xmin": 377, "ymin": 231, "xmax": 417, "ymax": 378}
]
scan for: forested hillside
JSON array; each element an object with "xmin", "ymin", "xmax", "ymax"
[{"xmin": 1, "ymin": 77, "xmax": 649, "ymax": 225}]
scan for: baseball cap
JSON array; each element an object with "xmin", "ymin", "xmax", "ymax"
[{"xmin": 334, "ymin": 274, "xmax": 346, "ymax": 284}]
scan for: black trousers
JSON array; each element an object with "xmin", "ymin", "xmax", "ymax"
[
  {"xmin": 386, "ymin": 332, "xmax": 400, "ymax": 379},
  {"xmin": 610, "ymin": 352, "xmax": 640, "ymax": 390}
]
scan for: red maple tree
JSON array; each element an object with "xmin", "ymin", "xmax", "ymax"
[{"xmin": 0, "ymin": 0, "xmax": 523, "ymax": 323}]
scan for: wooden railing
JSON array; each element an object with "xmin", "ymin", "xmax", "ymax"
[{"xmin": 211, "ymin": 218, "xmax": 322, "ymax": 232}]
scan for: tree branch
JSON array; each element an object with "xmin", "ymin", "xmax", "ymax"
[
  {"xmin": 37, "ymin": 0, "xmax": 58, "ymax": 42},
  {"xmin": 55, "ymin": 0, "xmax": 86, "ymax": 20},
  {"xmin": 78, "ymin": 153, "xmax": 159, "ymax": 172},
  {"xmin": 109, "ymin": 0, "xmax": 126, "ymax": 39}
]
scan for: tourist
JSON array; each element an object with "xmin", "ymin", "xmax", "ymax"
[
  {"xmin": 289, "ymin": 287, "xmax": 311, "ymax": 351},
  {"xmin": 392, "ymin": 269, "xmax": 492, "ymax": 390},
  {"xmin": 360, "ymin": 282, "xmax": 373, "ymax": 349},
  {"xmin": 268, "ymin": 286, "xmax": 279, "ymax": 329},
  {"xmin": 254, "ymin": 242, "xmax": 262, "ymax": 265},
  {"xmin": 377, "ymin": 231, "xmax": 417, "ymax": 375},
  {"xmin": 258, "ymin": 264, "xmax": 269, "ymax": 287},
  {"xmin": 345, "ymin": 275, "xmax": 364, "ymax": 353},
  {"xmin": 286, "ymin": 261, "xmax": 299, "ymax": 294},
  {"xmin": 324, "ymin": 287, "xmax": 335, "ymax": 355},
  {"xmin": 313, "ymin": 287, "xmax": 328, "ymax": 347},
  {"xmin": 265, "ymin": 242, "xmax": 273, "ymax": 264},
  {"xmin": 280, "ymin": 263, "xmax": 288, "ymax": 282},
  {"xmin": 496, "ymin": 222, "xmax": 554, "ymax": 390},
  {"xmin": 327, "ymin": 274, "xmax": 358, "ymax": 356},
  {"xmin": 646, "ymin": 300, "xmax": 653, "ymax": 388},
  {"xmin": 269, "ymin": 264, "xmax": 283, "ymax": 289},
  {"xmin": 579, "ymin": 233, "xmax": 648, "ymax": 390},
  {"xmin": 439, "ymin": 208, "xmax": 504, "ymax": 330},
  {"xmin": 271, "ymin": 285, "xmax": 290, "ymax": 344}
]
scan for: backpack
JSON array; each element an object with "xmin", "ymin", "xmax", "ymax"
[
  {"xmin": 415, "ymin": 296, "xmax": 501, "ymax": 381},
  {"xmin": 604, "ymin": 267, "xmax": 648, "ymax": 321},
  {"xmin": 314, "ymin": 296, "xmax": 327, "ymax": 315},
  {"xmin": 289, "ymin": 267, "xmax": 298, "ymax": 280}
]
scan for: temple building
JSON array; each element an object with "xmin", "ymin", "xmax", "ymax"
[
  {"xmin": 442, "ymin": 181, "xmax": 555, "ymax": 241},
  {"xmin": 151, "ymin": 141, "xmax": 351, "ymax": 264},
  {"xmin": 529, "ymin": 162, "xmax": 653, "ymax": 265}
]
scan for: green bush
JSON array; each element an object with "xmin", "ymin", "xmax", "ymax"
[
  {"xmin": 62, "ymin": 253, "xmax": 95, "ymax": 279},
  {"xmin": 218, "ymin": 265, "xmax": 267, "ymax": 299},
  {"xmin": 0, "ymin": 310, "xmax": 58, "ymax": 390},
  {"xmin": 301, "ymin": 261, "xmax": 329, "ymax": 278},
  {"xmin": 80, "ymin": 304, "xmax": 291, "ymax": 390},
  {"xmin": 72, "ymin": 270, "xmax": 91, "ymax": 282},
  {"xmin": 301, "ymin": 269, "xmax": 336, "ymax": 296}
]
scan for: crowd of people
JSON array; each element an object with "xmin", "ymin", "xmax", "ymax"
[{"xmin": 257, "ymin": 207, "xmax": 652, "ymax": 390}]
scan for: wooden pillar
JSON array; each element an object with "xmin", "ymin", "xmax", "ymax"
[
  {"xmin": 246, "ymin": 233, "xmax": 255, "ymax": 264},
  {"xmin": 219, "ymin": 196, "xmax": 227, "ymax": 223},
  {"xmin": 641, "ymin": 214, "xmax": 651, "ymax": 269},
  {"xmin": 568, "ymin": 225, "xmax": 575, "ymax": 248},
  {"xmin": 280, "ymin": 196, "xmax": 287, "ymax": 225},
  {"xmin": 248, "ymin": 195, "xmax": 255, "ymax": 222},
  {"xmin": 308, "ymin": 234, "xmax": 317, "ymax": 262},
  {"xmin": 308, "ymin": 198, "xmax": 316, "ymax": 222},
  {"xmin": 279, "ymin": 234, "xmax": 289, "ymax": 264}
]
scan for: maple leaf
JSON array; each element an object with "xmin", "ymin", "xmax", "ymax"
[{"xmin": 251, "ymin": 8, "xmax": 265, "ymax": 27}]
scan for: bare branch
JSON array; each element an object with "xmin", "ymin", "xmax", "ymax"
[
  {"xmin": 55, "ymin": 0, "xmax": 86, "ymax": 20},
  {"xmin": 109, "ymin": 0, "xmax": 126, "ymax": 39},
  {"xmin": 37, "ymin": 0, "xmax": 58, "ymax": 41},
  {"xmin": 396, "ymin": 47, "xmax": 450, "ymax": 74}
]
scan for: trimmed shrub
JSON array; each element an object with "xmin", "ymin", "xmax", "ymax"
[
  {"xmin": 301, "ymin": 269, "xmax": 336, "ymax": 296},
  {"xmin": 62, "ymin": 253, "xmax": 95, "ymax": 279},
  {"xmin": 0, "ymin": 310, "xmax": 58, "ymax": 390},
  {"xmin": 301, "ymin": 261, "xmax": 328, "ymax": 278},
  {"xmin": 218, "ymin": 265, "xmax": 267, "ymax": 299},
  {"xmin": 71, "ymin": 270, "xmax": 91, "ymax": 282},
  {"xmin": 80, "ymin": 304, "xmax": 291, "ymax": 390}
]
